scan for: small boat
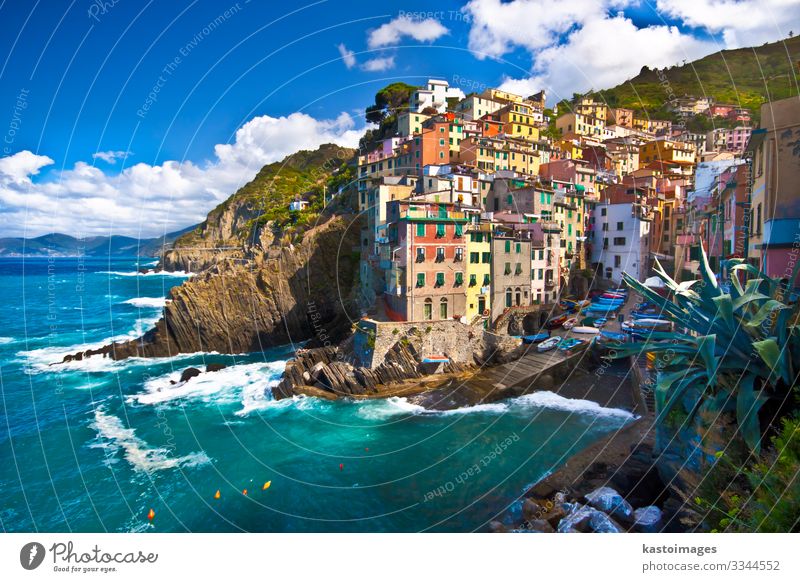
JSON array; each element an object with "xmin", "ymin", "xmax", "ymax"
[
  {"xmin": 621, "ymin": 319, "xmax": 672, "ymax": 333},
  {"xmin": 574, "ymin": 299, "xmax": 591, "ymax": 310},
  {"xmin": 631, "ymin": 309, "xmax": 660, "ymax": 319},
  {"xmin": 545, "ymin": 314, "xmax": 568, "ymax": 329},
  {"xmin": 572, "ymin": 325, "xmax": 600, "ymax": 334},
  {"xmin": 421, "ymin": 355, "xmax": 450, "ymax": 363},
  {"xmin": 600, "ymin": 330, "xmax": 626, "ymax": 341},
  {"xmin": 559, "ymin": 337, "xmax": 585, "ymax": 352},
  {"xmin": 559, "ymin": 299, "xmax": 578, "ymax": 311},
  {"xmin": 537, "ymin": 337, "xmax": 561, "ymax": 352},
  {"xmin": 601, "ymin": 292, "xmax": 625, "ymax": 299},
  {"xmin": 562, "ymin": 317, "xmax": 578, "ymax": 330},
  {"xmin": 522, "ymin": 332, "xmax": 549, "ymax": 344},
  {"xmin": 594, "ymin": 297, "xmax": 624, "ymax": 304},
  {"xmin": 594, "ymin": 317, "xmax": 607, "ymax": 328}
]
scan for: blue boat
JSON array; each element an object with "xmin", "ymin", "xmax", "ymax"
[
  {"xmin": 600, "ymin": 330, "xmax": 626, "ymax": 341},
  {"xmin": 594, "ymin": 297, "xmax": 624, "ymax": 304},
  {"xmin": 522, "ymin": 333, "xmax": 549, "ymax": 344}
]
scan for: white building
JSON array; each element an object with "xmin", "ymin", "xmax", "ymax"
[
  {"xmin": 453, "ymin": 94, "xmax": 504, "ymax": 121},
  {"xmin": 592, "ymin": 202, "xmax": 651, "ymax": 284},
  {"xmin": 410, "ymin": 79, "xmax": 465, "ymax": 114}
]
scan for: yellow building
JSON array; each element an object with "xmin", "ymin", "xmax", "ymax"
[
  {"xmin": 397, "ymin": 112, "xmax": 429, "ymax": 137},
  {"xmin": 574, "ymin": 98, "xmax": 608, "ymax": 123},
  {"xmin": 482, "ymin": 88, "xmax": 523, "ymax": 104},
  {"xmin": 639, "ymin": 138, "xmax": 696, "ymax": 165},
  {"xmin": 556, "ymin": 112, "xmax": 606, "ymax": 138},
  {"xmin": 465, "ymin": 223, "xmax": 492, "ymax": 322},
  {"xmin": 498, "ymin": 103, "xmax": 540, "ymax": 141},
  {"xmin": 448, "ymin": 118, "xmax": 464, "ymax": 155}
]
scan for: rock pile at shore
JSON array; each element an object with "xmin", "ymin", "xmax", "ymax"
[
  {"xmin": 491, "ymin": 442, "xmax": 688, "ymax": 533},
  {"xmin": 273, "ymin": 341, "xmax": 473, "ymax": 400}
]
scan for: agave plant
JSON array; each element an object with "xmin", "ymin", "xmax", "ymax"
[{"xmin": 610, "ymin": 244, "xmax": 800, "ymax": 453}]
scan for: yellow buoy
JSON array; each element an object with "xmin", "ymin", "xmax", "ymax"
[
  {"xmin": 214, "ymin": 489, "xmax": 221, "ymax": 499},
  {"xmin": 262, "ymin": 481, "xmax": 271, "ymax": 490}
]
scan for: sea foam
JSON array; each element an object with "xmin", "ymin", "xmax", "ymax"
[
  {"xmin": 90, "ymin": 407, "xmax": 210, "ymax": 473},
  {"xmin": 122, "ymin": 297, "xmax": 170, "ymax": 308}
]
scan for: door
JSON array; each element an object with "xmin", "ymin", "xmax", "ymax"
[{"xmin": 477, "ymin": 296, "xmax": 486, "ymax": 315}]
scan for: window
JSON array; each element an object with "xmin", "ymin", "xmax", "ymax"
[
  {"xmin": 507, "ymin": 194, "xmax": 513, "ymax": 205},
  {"xmin": 440, "ymin": 299, "xmax": 448, "ymax": 319},
  {"xmin": 455, "ymin": 224, "xmax": 463, "ymax": 237},
  {"xmin": 454, "ymin": 247, "xmax": 464, "ymax": 262},
  {"xmin": 436, "ymin": 224, "xmax": 445, "ymax": 238},
  {"xmin": 416, "ymin": 248, "xmax": 425, "ymax": 262},
  {"xmin": 504, "ymin": 262, "xmax": 511, "ymax": 275},
  {"xmin": 602, "ymin": 223, "xmax": 608, "ymax": 231},
  {"xmin": 482, "ymin": 252, "xmax": 491, "ymax": 263},
  {"xmin": 424, "ymin": 299, "xmax": 432, "ymax": 320},
  {"xmin": 539, "ymin": 250, "xmax": 544, "ymax": 260},
  {"xmin": 603, "ymin": 237, "xmax": 609, "ymax": 249},
  {"xmin": 482, "ymin": 274, "xmax": 490, "ymax": 287},
  {"xmin": 455, "ymin": 272, "xmax": 463, "ymax": 286},
  {"xmin": 614, "ymin": 255, "xmax": 621, "ymax": 268},
  {"xmin": 416, "ymin": 223, "xmax": 425, "ymax": 237},
  {"xmin": 505, "ymin": 240, "xmax": 511, "ymax": 253},
  {"xmin": 416, "ymin": 273, "xmax": 425, "ymax": 287},
  {"xmin": 435, "ymin": 272, "xmax": 445, "ymax": 288},
  {"xmin": 538, "ymin": 268, "xmax": 544, "ymax": 279},
  {"xmin": 613, "ymin": 237, "xmax": 626, "ymax": 246},
  {"xmin": 616, "ymin": 221, "xmax": 624, "ymax": 231},
  {"xmin": 469, "ymin": 274, "xmax": 477, "ymax": 287},
  {"xmin": 515, "ymin": 243, "xmax": 521, "ymax": 254},
  {"xmin": 601, "ymin": 207, "xmax": 607, "ymax": 216},
  {"xmin": 470, "ymin": 252, "xmax": 479, "ymax": 264},
  {"xmin": 436, "ymin": 247, "xmax": 445, "ymax": 262},
  {"xmin": 505, "ymin": 289, "xmax": 512, "ymax": 307},
  {"xmin": 515, "ymin": 263, "xmax": 522, "ymax": 275}
]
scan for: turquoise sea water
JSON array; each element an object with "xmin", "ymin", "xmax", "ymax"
[{"xmin": 0, "ymin": 258, "xmax": 634, "ymax": 532}]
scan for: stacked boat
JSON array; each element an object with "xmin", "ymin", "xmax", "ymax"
[{"xmin": 584, "ymin": 288, "xmax": 627, "ymax": 317}]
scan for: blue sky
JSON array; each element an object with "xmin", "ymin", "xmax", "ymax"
[{"xmin": 0, "ymin": 0, "xmax": 795, "ymax": 237}]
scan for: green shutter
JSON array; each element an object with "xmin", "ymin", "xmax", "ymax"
[
  {"xmin": 516, "ymin": 243, "xmax": 521, "ymax": 253},
  {"xmin": 455, "ymin": 272, "xmax": 463, "ymax": 286},
  {"xmin": 505, "ymin": 240, "xmax": 511, "ymax": 253},
  {"xmin": 483, "ymin": 274, "xmax": 491, "ymax": 286},
  {"xmin": 469, "ymin": 274, "xmax": 477, "ymax": 286},
  {"xmin": 417, "ymin": 273, "xmax": 425, "ymax": 287},
  {"xmin": 455, "ymin": 224, "xmax": 463, "ymax": 236},
  {"xmin": 507, "ymin": 195, "xmax": 513, "ymax": 205},
  {"xmin": 436, "ymin": 224, "xmax": 445, "ymax": 237},
  {"xmin": 436, "ymin": 272, "xmax": 445, "ymax": 286},
  {"xmin": 416, "ymin": 223, "xmax": 425, "ymax": 237}
]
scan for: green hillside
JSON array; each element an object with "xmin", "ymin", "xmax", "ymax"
[
  {"xmin": 590, "ymin": 35, "xmax": 800, "ymax": 123},
  {"xmin": 175, "ymin": 143, "xmax": 356, "ymax": 247}
]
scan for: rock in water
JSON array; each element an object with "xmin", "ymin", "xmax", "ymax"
[
  {"xmin": 557, "ymin": 503, "xmax": 622, "ymax": 533},
  {"xmin": 179, "ymin": 367, "xmax": 202, "ymax": 383},
  {"xmin": 633, "ymin": 506, "xmax": 663, "ymax": 533},
  {"xmin": 584, "ymin": 486, "xmax": 634, "ymax": 522},
  {"xmin": 206, "ymin": 363, "xmax": 227, "ymax": 373}
]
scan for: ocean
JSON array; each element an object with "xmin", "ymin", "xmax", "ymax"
[{"xmin": 0, "ymin": 257, "xmax": 634, "ymax": 532}]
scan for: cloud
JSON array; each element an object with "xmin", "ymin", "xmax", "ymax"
[
  {"xmin": 463, "ymin": 0, "xmax": 717, "ymax": 101},
  {"xmin": 0, "ymin": 112, "xmax": 363, "ymax": 238},
  {"xmin": 360, "ymin": 55, "xmax": 396, "ymax": 72},
  {"xmin": 655, "ymin": 0, "xmax": 800, "ymax": 47},
  {"xmin": 337, "ymin": 42, "xmax": 356, "ymax": 69},
  {"xmin": 367, "ymin": 15, "xmax": 449, "ymax": 48},
  {"xmin": 0, "ymin": 151, "xmax": 53, "ymax": 183},
  {"xmin": 500, "ymin": 13, "xmax": 714, "ymax": 101},
  {"xmin": 92, "ymin": 150, "xmax": 132, "ymax": 164}
]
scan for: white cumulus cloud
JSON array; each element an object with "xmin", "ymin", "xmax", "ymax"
[
  {"xmin": 0, "ymin": 112, "xmax": 363, "ymax": 238},
  {"xmin": 92, "ymin": 150, "xmax": 132, "ymax": 164},
  {"xmin": 367, "ymin": 15, "xmax": 449, "ymax": 48},
  {"xmin": 360, "ymin": 55, "xmax": 396, "ymax": 72},
  {"xmin": 337, "ymin": 43, "xmax": 357, "ymax": 69}
]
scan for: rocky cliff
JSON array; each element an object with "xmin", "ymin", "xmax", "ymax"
[{"xmin": 64, "ymin": 144, "xmax": 362, "ymax": 361}]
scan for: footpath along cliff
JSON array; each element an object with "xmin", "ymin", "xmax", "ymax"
[{"xmin": 65, "ymin": 144, "xmax": 362, "ymax": 361}]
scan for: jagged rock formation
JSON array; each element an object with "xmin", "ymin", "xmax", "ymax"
[
  {"xmin": 273, "ymin": 341, "xmax": 473, "ymax": 400},
  {"xmin": 63, "ymin": 144, "xmax": 361, "ymax": 362}
]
